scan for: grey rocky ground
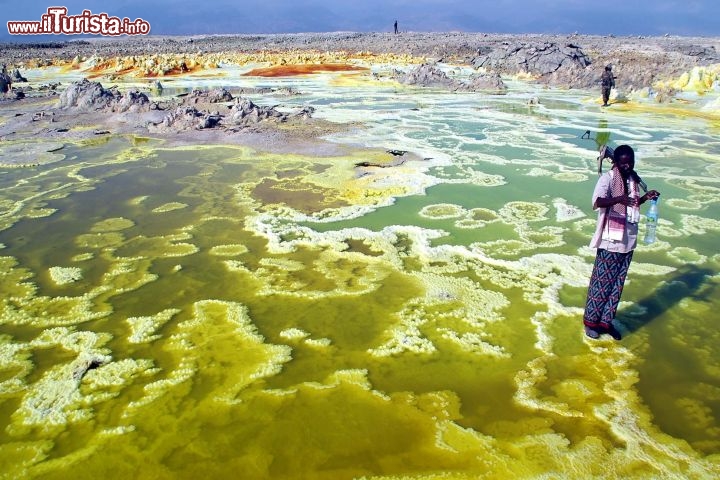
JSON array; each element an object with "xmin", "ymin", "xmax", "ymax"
[{"xmin": 1, "ymin": 32, "xmax": 719, "ymax": 91}]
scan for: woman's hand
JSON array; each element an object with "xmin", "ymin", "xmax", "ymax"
[{"xmin": 640, "ymin": 190, "xmax": 660, "ymax": 204}]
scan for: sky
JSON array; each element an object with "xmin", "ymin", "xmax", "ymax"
[{"xmin": 2, "ymin": 1, "xmax": 719, "ymax": 39}]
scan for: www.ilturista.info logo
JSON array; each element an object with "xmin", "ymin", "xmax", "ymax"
[{"xmin": 7, "ymin": 7, "xmax": 151, "ymax": 36}]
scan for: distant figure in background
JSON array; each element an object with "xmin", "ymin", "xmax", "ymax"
[
  {"xmin": 394, "ymin": 20, "xmax": 398, "ymax": 34},
  {"xmin": 601, "ymin": 65, "xmax": 616, "ymax": 106},
  {"xmin": 583, "ymin": 144, "xmax": 660, "ymax": 340}
]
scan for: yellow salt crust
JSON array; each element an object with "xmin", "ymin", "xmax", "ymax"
[
  {"xmin": 48, "ymin": 266, "xmax": 82, "ymax": 285},
  {"xmin": 526, "ymin": 167, "xmax": 554, "ymax": 177},
  {"xmin": 553, "ymin": 198, "xmax": 586, "ymax": 222},
  {"xmin": 573, "ymin": 219, "xmax": 597, "ymax": 241},
  {"xmin": 471, "ymin": 239, "xmax": 537, "ymax": 257},
  {"xmin": 519, "ymin": 225, "xmax": 566, "ymax": 248},
  {"xmin": 552, "ymin": 172, "xmax": 589, "ymax": 182},
  {"xmin": 159, "ymin": 300, "xmax": 292, "ymax": 404},
  {"xmin": 626, "ymin": 261, "xmax": 677, "ymax": 278},
  {"xmin": 304, "ymin": 337, "xmax": 332, "ymax": 348},
  {"xmin": 75, "ymin": 232, "xmax": 126, "ymax": 250},
  {"xmin": 298, "ymin": 369, "xmax": 387, "ymax": 399},
  {"xmin": 0, "ymin": 336, "xmax": 34, "ymax": 394},
  {"xmin": 126, "ymin": 308, "xmax": 181, "ymax": 344},
  {"xmin": 510, "ymin": 325, "xmax": 720, "ymax": 477},
  {"xmin": 95, "ymin": 258, "xmax": 158, "ymax": 296},
  {"xmin": 514, "ymin": 357, "xmax": 584, "ymax": 418},
  {"xmin": 453, "ymin": 218, "xmax": 485, "ymax": 229},
  {"xmin": 656, "ymin": 65, "xmax": 720, "ymax": 93},
  {"xmin": 367, "ymin": 270, "xmax": 510, "ymax": 358},
  {"xmin": 498, "ymin": 201, "xmax": 549, "ymax": 223},
  {"xmin": 258, "ymin": 257, "xmax": 305, "ymax": 272},
  {"xmin": 90, "ymin": 217, "xmax": 135, "ymax": 232},
  {"xmin": 668, "ymin": 247, "xmax": 707, "ymax": 264},
  {"xmin": 648, "ymin": 222, "xmax": 683, "ymax": 239},
  {"xmin": 2, "ymin": 291, "xmax": 108, "ymax": 327},
  {"xmin": 151, "ymin": 202, "xmax": 188, "ymax": 213},
  {"xmin": 367, "ymin": 305, "xmax": 437, "ymax": 357},
  {"xmin": 123, "ymin": 356, "xmax": 197, "ymax": 415},
  {"xmin": 279, "ymin": 327, "xmax": 310, "ymax": 340},
  {"xmin": 415, "ymin": 271, "xmax": 509, "ymax": 323},
  {"xmin": 208, "ymin": 244, "xmax": 249, "ymax": 256},
  {"xmin": 71, "ymin": 252, "xmax": 95, "ymax": 262},
  {"xmin": 116, "ymin": 233, "xmax": 199, "ymax": 259},
  {"xmin": 419, "ymin": 203, "xmax": 468, "ymax": 220},
  {"xmin": 512, "ymin": 254, "xmax": 593, "ymax": 309},
  {"xmin": 0, "ymin": 256, "xmax": 38, "ymax": 301},
  {"xmin": 446, "ymin": 170, "xmax": 507, "ymax": 187},
  {"xmin": 65, "ymin": 50, "xmax": 424, "ymax": 79},
  {"xmin": 253, "ymin": 252, "xmax": 387, "ymax": 298},
  {"xmin": 666, "ymin": 198, "xmax": 709, "ymax": 211},
  {"xmin": 679, "ymin": 214, "xmax": 720, "ymax": 235},
  {"xmin": 438, "ymin": 329, "xmax": 509, "ymax": 357},
  {"xmin": 7, "ymin": 325, "xmax": 126, "ymax": 434},
  {"xmin": 467, "ymin": 207, "xmax": 501, "ymax": 223}
]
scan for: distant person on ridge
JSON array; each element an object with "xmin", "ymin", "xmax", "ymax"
[
  {"xmin": 601, "ymin": 65, "xmax": 616, "ymax": 106},
  {"xmin": 394, "ymin": 20, "xmax": 398, "ymax": 34}
]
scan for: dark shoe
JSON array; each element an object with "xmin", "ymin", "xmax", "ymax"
[
  {"xmin": 605, "ymin": 324, "xmax": 622, "ymax": 341},
  {"xmin": 584, "ymin": 326, "xmax": 600, "ymax": 339}
]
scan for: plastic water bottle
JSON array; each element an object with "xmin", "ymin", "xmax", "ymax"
[{"xmin": 644, "ymin": 199, "xmax": 659, "ymax": 244}]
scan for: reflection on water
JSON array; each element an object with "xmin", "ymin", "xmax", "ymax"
[{"xmin": 0, "ymin": 67, "xmax": 719, "ymax": 479}]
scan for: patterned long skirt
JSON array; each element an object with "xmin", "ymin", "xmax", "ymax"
[{"xmin": 583, "ymin": 248, "xmax": 634, "ymax": 329}]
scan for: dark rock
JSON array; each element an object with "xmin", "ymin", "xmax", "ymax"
[
  {"xmin": 464, "ymin": 72, "xmax": 507, "ymax": 92},
  {"xmin": 673, "ymin": 44, "xmax": 719, "ymax": 62},
  {"xmin": 11, "ymin": 68, "xmax": 27, "ymax": 82},
  {"xmin": 183, "ymin": 87, "xmax": 234, "ymax": 104},
  {"xmin": 399, "ymin": 63, "xmax": 459, "ymax": 89},
  {"xmin": 229, "ymin": 98, "xmax": 284, "ymax": 125},
  {"xmin": 471, "ymin": 42, "xmax": 591, "ymax": 77},
  {"xmin": 113, "ymin": 90, "xmax": 150, "ymax": 112},
  {"xmin": 58, "ymin": 78, "xmax": 116, "ymax": 110},
  {"xmin": 399, "ymin": 63, "xmax": 506, "ymax": 93},
  {"xmin": 58, "ymin": 79, "xmax": 152, "ymax": 112}
]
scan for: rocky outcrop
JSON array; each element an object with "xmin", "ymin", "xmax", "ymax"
[
  {"xmin": 113, "ymin": 90, "xmax": 151, "ymax": 112},
  {"xmin": 229, "ymin": 98, "xmax": 285, "ymax": 125},
  {"xmin": 11, "ymin": 68, "xmax": 27, "ymax": 83},
  {"xmin": 58, "ymin": 78, "xmax": 116, "ymax": 110},
  {"xmin": 671, "ymin": 44, "xmax": 719, "ymax": 63},
  {"xmin": 182, "ymin": 87, "xmax": 234, "ymax": 105},
  {"xmin": 465, "ymin": 72, "xmax": 507, "ymax": 92},
  {"xmin": 399, "ymin": 63, "xmax": 506, "ymax": 92},
  {"xmin": 149, "ymin": 106, "xmax": 223, "ymax": 132},
  {"xmin": 228, "ymin": 98, "xmax": 315, "ymax": 125},
  {"xmin": 471, "ymin": 42, "xmax": 591, "ymax": 78},
  {"xmin": 58, "ymin": 78, "xmax": 151, "ymax": 112},
  {"xmin": 400, "ymin": 63, "xmax": 459, "ymax": 89},
  {"xmin": 146, "ymin": 95, "xmax": 315, "ymax": 132}
]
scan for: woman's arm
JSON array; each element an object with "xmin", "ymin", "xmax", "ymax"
[{"xmin": 594, "ymin": 195, "xmax": 631, "ymax": 210}]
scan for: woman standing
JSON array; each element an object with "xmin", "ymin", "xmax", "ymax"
[{"xmin": 583, "ymin": 144, "xmax": 660, "ymax": 340}]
